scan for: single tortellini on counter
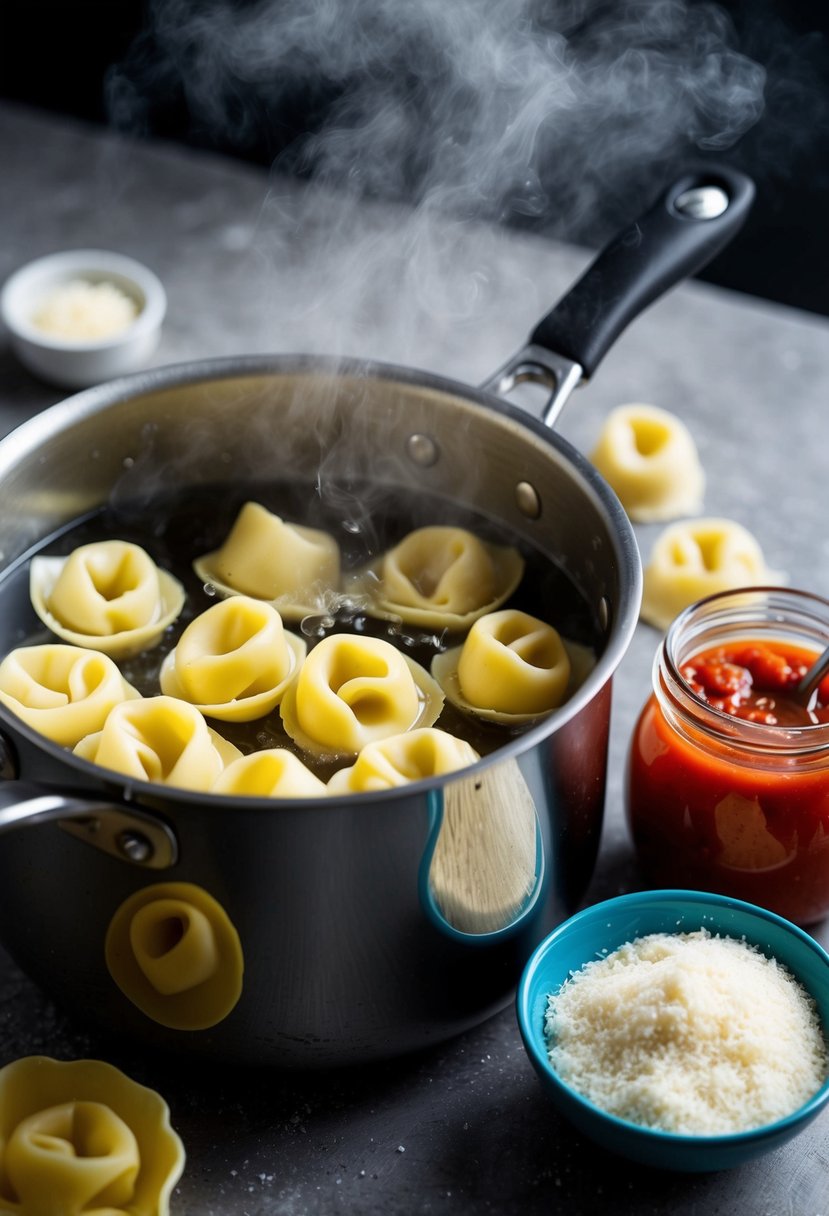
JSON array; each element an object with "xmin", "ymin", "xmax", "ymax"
[
  {"xmin": 212, "ymin": 749, "xmax": 328, "ymax": 797},
  {"xmin": 328, "ymin": 728, "xmax": 480, "ymax": 793},
  {"xmin": 432, "ymin": 609, "xmax": 579, "ymax": 723},
  {"xmin": 30, "ymin": 539, "xmax": 185, "ymax": 659},
  {"xmin": 0, "ymin": 644, "xmax": 140, "ymax": 746},
  {"xmin": 280, "ymin": 633, "xmax": 443, "ymax": 757},
  {"xmin": 0, "ymin": 1054, "xmax": 184, "ymax": 1216},
  {"xmin": 641, "ymin": 517, "xmax": 781, "ymax": 631},
  {"xmin": 193, "ymin": 501, "xmax": 341, "ymax": 620},
  {"xmin": 589, "ymin": 403, "xmax": 705, "ymax": 522},
  {"xmin": 105, "ymin": 882, "xmax": 244, "ymax": 1031},
  {"xmin": 349, "ymin": 525, "xmax": 525, "ymax": 629},
  {"xmin": 74, "ymin": 695, "xmax": 241, "ymax": 790},
  {"xmin": 159, "ymin": 595, "xmax": 305, "ymax": 721}
]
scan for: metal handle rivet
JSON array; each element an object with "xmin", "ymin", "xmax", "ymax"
[
  {"xmin": 406, "ymin": 434, "xmax": 439, "ymax": 467},
  {"xmin": 515, "ymin": 481, "xmax": 541, "ymax": 520},
  {"xmin": 117, "ymin": 830, "xmax": 154, "ymax": 864}
]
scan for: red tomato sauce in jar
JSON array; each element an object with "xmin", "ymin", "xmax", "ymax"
[
  {"xmin": 626, "ymin": 590, "xmax": 829, "ymax": 926},
  {"xmin": 680, "ymin": 642, "xmax": 829, "ymax": 726}
]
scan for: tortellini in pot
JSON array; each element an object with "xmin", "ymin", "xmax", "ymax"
[
  {"xmin": 327, "ymin": 728, "xmax": 480, "ymax": 793},
  {"xmin": 105, "ymin": 882, "xmax": 244, "ymax": 1031},
  {"xmin": 212, "ymin": 749, "xmax": 328, "ymax": 797},
  {"xmin": 159, "ymin": 596, "xmax": 305, "ymax": 721},
  {"xmin": 432, "ymin": 609, "xmax": 575, "ymax": 723},
  {"xmin": 30, "ymin": 540, "xmax": 185, "ymax": 659},
  {"xmin": 0, "ymin": 644, "xmax": 139, "ymax": 746},
  {"xmin": 590, "ymin": 403, "xmax": 705, "ymax": 522},
  {"xmin": 74, "ymin": 696, "xmax": 241, "ymax": 790},
  {"xmin": 641, "ymin": 517, "xmax": 780, "ymax": 631},
  {"xmin": 0, "ymin": 1054, "xmax": 184, "ymax": 1216},
  {"xmin": 280, "ymin": 633, "xmax": 444, "ymax": 757},
  {"xmin": 193, "ymin": 501, "xmax": 341, "ymax": 620},
  {"xmin": 349, "ymin": 525, "xmax": 525, "ymax": 629}
]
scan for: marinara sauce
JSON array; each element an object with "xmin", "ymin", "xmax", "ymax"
[{"xmin": 626, "ymin": 588, "xmax": 829, "ymax": 925}]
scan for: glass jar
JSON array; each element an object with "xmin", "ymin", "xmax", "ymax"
[{"xmin": 626, "ymin": 587, "xmax": 829, "ymax": 926}]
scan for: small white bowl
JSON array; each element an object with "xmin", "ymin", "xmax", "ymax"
[{"xmin": 1, "ymin": 250, "xmax": 166, "ymax": 389}]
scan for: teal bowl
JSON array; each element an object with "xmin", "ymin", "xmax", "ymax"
[{"xmin": 517, "ymin": 889, "xmax": 829, "ymax": 1171}]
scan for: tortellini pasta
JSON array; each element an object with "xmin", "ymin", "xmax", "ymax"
[
  {"xmin": 0, "ymin": 1054, "xmax": 184, "ymax": 1216},
  {"xmin": 590, "ymin": 403, "xmax": 705, "ymax": 522},
  {"xmin": 0, "ymin": 644, "xmax": 139, "ymax": 746},
  {"xmin": 159, "ymin": 595, "xmax": 305, "ymax": 721},
  {"xmin": 212, "ymin": 749, "xmax": 328, "ymax": 797},
  {"xmin": 30, "ymin": 540, "xmax": 185, "ymax": 659},
  {"xmin": 105, "ymin": 882, "xmax": 244, "ymax": 1030},
  {"xmin": 432, "ymin": 609, "xmax": 574, "ymax": 723},
  {"xmin": 74, "ymin": 696, "xmax": 241, "ymax": 790},
  {"xmin": 641, "ymin": 517, "xmax": 780, "ymax": 631},
  {"xmin": 349, "ymin": 525, "xmax": 524, "ymax": 629},
  {"xmin": 327, "ymin": 728, "xmax": 480, "ymax": 793},
  {"xmin": 280, "ymin": 633, "xmax": 443, "ymax": 756},
  {"xmin": 193, "ymin": 501, "xmax": 341, "ymax": 620},
  {"xmin": 9, "ymin": 500, "xmax": 591, "ymax": 798}
]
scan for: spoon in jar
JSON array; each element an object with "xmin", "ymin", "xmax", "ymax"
[{"xmin": 794, "ymin": 643, "xmax": 829, "ymax": 707}]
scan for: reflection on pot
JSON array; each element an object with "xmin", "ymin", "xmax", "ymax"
[
  {"xmin": 105, "ymin": 881, "xmax": 244, "ymax": 1030},
  {"xmin": 423, "ymin": 757, "xmax": 544, "ymax": 938}
]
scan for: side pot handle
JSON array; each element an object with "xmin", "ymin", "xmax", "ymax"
[
  {"xmin": 0, "ymin": 780, "xmax": 178, "ymax": 869},
  {"xmin": 531, "ymin": 163, "xmax": 755, "ymax": 377}
]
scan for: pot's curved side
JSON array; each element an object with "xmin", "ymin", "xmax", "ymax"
[
  {"xmin": 0, "ymin": 362, "xmax": 637, "ymax": 1064},
  {"xmin": 0, "ymin": 681, "xmax": 612, "ymax": 1066}
]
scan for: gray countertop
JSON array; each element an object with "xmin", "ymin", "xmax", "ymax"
[{"xmin": 1, "ymin": 103, "xmax": 828, "ymax": 1215}]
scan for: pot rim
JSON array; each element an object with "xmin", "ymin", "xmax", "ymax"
[{"xmin": 0, "ymin": 352, "xmax": 643, "ymax": 809}]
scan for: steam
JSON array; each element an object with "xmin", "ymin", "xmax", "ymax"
[
  {"xmin": 108, "ymin": 0, "xmax": 765, "ymax": 239},
  {"xmin": 104, "ymin": 0, "xmax": 773, "ymax": 369}
]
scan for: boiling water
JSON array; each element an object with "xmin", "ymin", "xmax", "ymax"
[{"xmin": 2, "ymin": 481, "xmax": 602, "ymax": 779}]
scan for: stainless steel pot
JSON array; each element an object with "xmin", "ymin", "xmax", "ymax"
[{"xmin": 0, "ymin": 166, "xmax": 753, "ymax": 1066}]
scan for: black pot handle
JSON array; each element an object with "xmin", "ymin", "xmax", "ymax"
[{"xmin": 530, "ymin": 163, "xmax": 755, "ymax": 378}]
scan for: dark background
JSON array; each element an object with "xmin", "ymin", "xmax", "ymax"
[{"xmin": 3, "ymin": 0, "xmax": 829, "ymax": 317}]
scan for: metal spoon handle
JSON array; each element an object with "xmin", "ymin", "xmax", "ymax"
[{"xmin": 795, "ymin": 644, "xmax": 829, "ymax": 703}]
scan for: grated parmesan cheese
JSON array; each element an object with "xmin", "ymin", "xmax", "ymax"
[
  {"xmin": 31, "ymin": 278, "xmax": 138, "ymax": 341},
  {"xmin": 545, "ymin": 930, "xmax": 828, "ymax": 1135}
]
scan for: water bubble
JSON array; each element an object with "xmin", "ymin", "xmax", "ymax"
[
  {"xmin": 342, "ymin": 520, "xmax": 362, "ymax": 534},
  {"xmin": 203, "ymin": 582, "xmax": 218, "ymax": 597},
  {"xmin": 341, "ymin": 592, "xmax": 370, "ymax": 617},
  {"xmin": 122, "ymin": 455, "xmax": 135, "ymax": 469},
  {"xmin": 300, "ymin": 614, "xmax": 335, "ymax": 638}
]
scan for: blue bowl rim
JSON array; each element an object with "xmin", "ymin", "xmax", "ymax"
[{"xmin": 517, "ymin": 888, "xmax": 829, "ymax": 1148}]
